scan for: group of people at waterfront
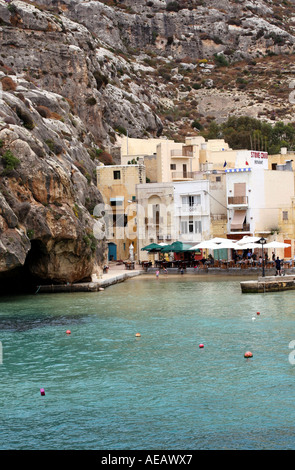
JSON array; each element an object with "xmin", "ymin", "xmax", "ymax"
[{"xmin": 139, "ymin": 248, "xmax": 289, "ymax": 276}]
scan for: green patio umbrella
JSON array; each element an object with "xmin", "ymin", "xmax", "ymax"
[
  {"xmin": 160, "ymin": 241, "xmax": 195, "ymax": 253},
  {"xmin": 141, "ymin": 243, "xmax": 163, "ymax": 251}
]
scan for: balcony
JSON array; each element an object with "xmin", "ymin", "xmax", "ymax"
[
  {"xmin": 228, "ymin": 196, "xmax": 248, "ymax": 206},
  {"xmin": 177, "ymin": 204, "xmax": 202, "ymax": 215},
  {"xmin": 170, "ymin": 150, "xmax": 193, "ymax": 158},
  {"xmin": 172, "ymin": 171, "xmax": 194, "ymax": 181},
  {"xmin": 230, "ymin": 223, "xmax": 250, "ymax": 233}
]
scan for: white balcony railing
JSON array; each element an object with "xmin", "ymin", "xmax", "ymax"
[{"xmin": 179, "ymin": 204, "xmax": 202, "ymax": 214}]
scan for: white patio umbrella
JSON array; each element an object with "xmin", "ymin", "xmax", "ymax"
[
  {"xmin": 236, "ymin": 242, "xmax": 262, "ymax": 250},
  {"xmin": 263, "ymin": 241, "xmax": 291, "ymax": 248},
  {"xmin": 209, "ymin": 237, "xmax": 234, "ymax": 244},
  {"xmin": 189, "ymin": 240, "xmax": 219, "ymax": 250},
  {"xmin": 236, "ymin": 236, "xmax": 262, "ymax": 245},
  {"xmin": 215, "ymin": 240, "xmax": 239, "ymax": 249}
]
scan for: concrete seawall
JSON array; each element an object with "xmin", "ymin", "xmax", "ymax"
[
  {"xmin": 37, "ymin": 270, "xmax": 143, "ymax": 293},
  {"xmin": 241, "ymin": 275, "xmax": 295, "ymax": 293}
]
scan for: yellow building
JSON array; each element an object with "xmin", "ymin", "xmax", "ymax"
[
  {"xmin": 198, "ymin": 138, "xmax": 237, "ymax": 170},
  {"xmin": 97, "ymin": 162, "xmax": 146, "ymax": 261},
  {"xmin": 120, "ymin": 136, "xmax": 168, "ymax": 161},
  {"xmin": 119, "ymin": 135, "xmax": 237, "ymax": 182},
  {"xmin": 268, "ymin": 148, "xmax": 295, "ymax": 171}
]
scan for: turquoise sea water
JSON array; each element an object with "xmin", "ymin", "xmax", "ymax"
[{"xmin": 0, "ymin": 275, "xmax": 295, "ymax": 450}]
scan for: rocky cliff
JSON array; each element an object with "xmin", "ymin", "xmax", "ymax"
[
  {"xmin": 0, "ymin": 0, "xmax": 295, "ymax": 291},
  {"xmin": 0, "ymin": 77, "xmax": 107, "ymax": 291}
]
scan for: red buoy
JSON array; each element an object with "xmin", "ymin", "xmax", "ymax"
[
  {"xmin": 257, "ymin": 312, "xmax": 260, "ymax": 316},
  {"xmin": 199, "ymin": 343, "xmax": 204, "ymax": 348},
  {"xmin": 66, "ymin": 330, "xmax": 71, "ymax": 335},
  {"xmin": 40, "ymin": 388, "xmax": 45, "ymax": 396},
  {"xmin": 244, "ymin": 351, "xmax": 253, "ymax": 358}
]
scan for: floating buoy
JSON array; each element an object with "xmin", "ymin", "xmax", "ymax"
[
  {"xmin": 257, "ymin": 312, "xmax": 260, "ymax": 315},
  {"xmin": 40, "ymin": 388, "xmax": 45, "ymax": 396},
  {"xmin": 244, "ymin": 351, "xmax": 253, "ymax": 358},
  {"xmin": 66, "ymin": 330, "xmax": 71, "ymax": 335},
  {"xmin": 199, "ymin": 343, "xmax": 204, "ymax": 349},
  {"xmin": 252, "ymin": 317, "xmax": 256, "ymax": 321},
  {"xmin": 135, "ymin": 333, "xmax": 141, "ymax": 337}
]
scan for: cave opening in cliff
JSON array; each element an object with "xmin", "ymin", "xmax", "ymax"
[
  {"xmin": 0, "ymin": 240, "xmax": 50, "ymax": 295},
  {"xmin": 22, "ymin": 239, "xmax": 50, "ymax": 291}
]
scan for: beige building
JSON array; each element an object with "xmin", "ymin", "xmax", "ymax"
[
  {"xmin": 97, "ymin": 162, "xmax": 146, "ymax": 261},
  {"xmin": 120, "ymin": 137, "xmax": 167, "ymax": 183},
  {"xmin": 119, "ymin": 135, "xmax": 238, "ymax": 182},
  {"xmin": 136, "ymin": 182, "xmax": 174, "ymax": 261},
  {"xmin": 155, "ymin": 139, "xmax": 200, "ymax": 183},
  {"xmin": 268, "ymin": 147, "xmax": 295, "ymax": 171},
  {"xmin": 120, "ymin": 137, "xmax": 168, "ymax": 162}
]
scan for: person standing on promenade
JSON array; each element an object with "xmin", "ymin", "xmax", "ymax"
[{"xmin": 275, "ymin": 257, "xmax": 281, "ymax": 276}]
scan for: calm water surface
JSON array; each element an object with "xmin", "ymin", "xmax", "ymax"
[{"xmin": 0, "ymin": 275, "xmax": 295, "ymax": 450}]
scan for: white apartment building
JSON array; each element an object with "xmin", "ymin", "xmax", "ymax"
[
  {"xmin": 226, "ymin": 152, "xmax": 294, "ymax": 251},
  {"xmin": 173, "ymin": 180, "xmax": 211, "ymax": 243}
]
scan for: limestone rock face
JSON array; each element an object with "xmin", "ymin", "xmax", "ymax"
[
  {"xmin": 61, "ymin": 0, "xmax": 295, "ymax": 61},
  {"xmin": 0, "ymin": 76, "xmax": 106, "ymax": 288},
  {"xmin": 0, "ymin": 0, "xmax": 163, "ymax": 146}
]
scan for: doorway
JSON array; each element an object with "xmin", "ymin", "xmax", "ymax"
[{"xmin": 108, "ymin": 242, "xmax": 117, "ymax": 261}]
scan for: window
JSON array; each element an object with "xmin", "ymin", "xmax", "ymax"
[
  {"xmin": 113, "ymin": 214, "xmax": 127, "ymax": 227},
  {"xmin": 283, "ymin": 211, "xmax": 288, "ymax": 221},
  {"xmin": 180, "ymin": 220, "xmax": 202, "ymax": 234},
  {"xmin": 195, "ymin": 220, "xmax": 202, "ymax": 233},
  {"xmin": 110, "ymin": 200, "xmax": 123, "ymax": 207},
  {"xmin": 181, "ymin": 221, "xmax": 188, "ymax": 234},
  {"xmin": 216, "ymin": 176, "xmax": 221, "ymax": 182},
  {"xmin": 113, "ymin": 170, "xmax": 121, "ymax": 180},
  {"xmin": 170, "ymin": 164, "xmax": 176, "ymax": 170},
  {"xmin": 182, "ymin": 195, "xmax": 201, "ymax": 207},
  {"xmin": 153, "ymin": 204, "xmax": 160, "ymax": 225}
]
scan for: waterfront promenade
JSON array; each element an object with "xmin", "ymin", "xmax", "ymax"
[
  {"xmin": 37, "ymin": 262, "xmax": 144, "ymax": 293},
  {"xmin": 36, "ymin": 259, "xmax": 295, "ymax": 293}
]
